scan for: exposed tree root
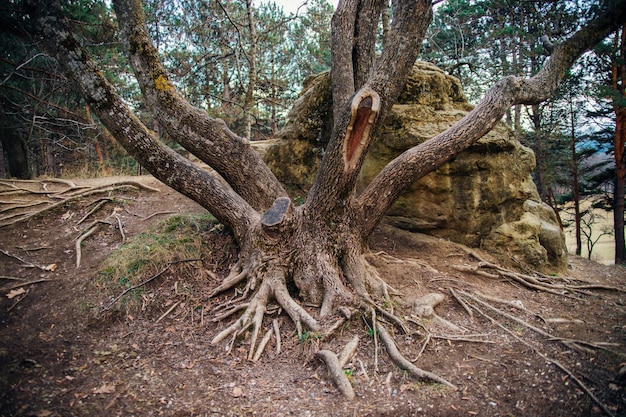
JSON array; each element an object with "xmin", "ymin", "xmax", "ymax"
[
  {"xmin": 208, "ymin": 251, "xmax": 460, "ymax": 398},
  {"xmin": 316, "ymin": 336, "xmax": 360, "ymax": 398},
  {"xmin": 206, "ymin": 243, "xmax": 624, "ymax": 402},
  {"xmin": 77, "ymin": 198, "xmax": 112, "ymax": 224},
  {"xmin": 75, "ymin": 221, "xmax": 109, "ymax": 268},
  {"xmin": 376, "ymin": 324, "xmax": 456, "ymax": 389},
  {"xmin": 211, "ymin": 266, "xmax": 320, "ymax": 359},
  {"xmin": 458, "ymin": 290, "xmax": 616, "ymax": 417},
  {"xmin": 316, "ymin": 349, "xmax": 355, "ymax": 399},
  {"xmin": 0, "ymin": 179, "xmax": 159, "ymax": 228},
  {"xmin": 457, "ymin": 249, "xmax": 626, "ymax": 295}
]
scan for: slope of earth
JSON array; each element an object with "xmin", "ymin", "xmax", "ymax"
[{"xmin": 0, "ymin": 175, "xmax": 625, "ymax": 417}]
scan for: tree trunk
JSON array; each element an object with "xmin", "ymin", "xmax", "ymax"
[
  {"xmin": 612, "ymin": 25, "xmax": 626, "ymax": 265},
  {"xmin": 0, "ymin": 125, "xmax": 32, "ymax": 179},
  {"xmin": 244, "ymin": 0, "xmax": 258, "ymax": 140},
  {"xmin": 570, "ymin": 100, "xmax": 582, "ymax": 256}
]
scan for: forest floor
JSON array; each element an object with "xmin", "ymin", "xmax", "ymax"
[{"xmin": 1, "ymin": 175, "xmax": 625, "ymax": 417}]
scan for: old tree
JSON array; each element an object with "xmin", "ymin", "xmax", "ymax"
[{"xmin": 23, "ymin": 0, "xmax": 626, "ymax": 397}]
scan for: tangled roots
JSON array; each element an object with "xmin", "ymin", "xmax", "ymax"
[{"xmin": 210, "ymin": 264, "xmax": 319, "ymax": 360}]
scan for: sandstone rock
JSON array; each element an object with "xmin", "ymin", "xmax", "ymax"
[{"xmin": 264, "ymin": 62, "xmax": 567, "ymax": 273}]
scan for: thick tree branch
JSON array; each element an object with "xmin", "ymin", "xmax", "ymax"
[
  {"xmin": 26, "ymin": 0, "xmax": 258, "ymax": 241},
  {"xmin": 352, "ymin": 0, "xmax": 386, "ymax": 88},
  {"xmin": 516, "ymin": 0, "xmax": 626, "ymax": 105},
  {"xmin": 330, "ymin": 0, "xmax": 358, "ymax": 120},
  {"xmin": 112, "ymin": 0, "xmax": 286, "ymax": 212},
  {"xmin": 368, "ymin": 0, "xmax": 432, "ymax": 108},
  {"xmin": 357, "ymin": 0, "xmax": 626, "ymax": 238},
  {"xmin": 307, "ymin": 0, "xmax": 432, "ymax": 217}
]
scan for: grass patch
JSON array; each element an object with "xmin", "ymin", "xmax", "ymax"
[{"xmin": 96, "ymin": 213, "xmax": 219, "ymax": 315}]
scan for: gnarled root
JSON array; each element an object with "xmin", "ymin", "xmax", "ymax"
[
  {"xmin": 208, "ymin": 258, "xmax": 254, "ymax": 299},
  {"xmin": 317, "ymin": 350, "xmax": 355, "ymax": 399},
  {"xmin": 211, "ymin": 265, "xmax": 320, "ymax": 359},
  {"xmin": 316, "ymin": 335, "xmax": 360, "ymax": 399},
  {"xmin": 211, "ymin": 278, "xmax": 271, "ymax": 357},
  {"xmin": 376, "ymin": 324, "xmax": 456, "ymax": 390}
]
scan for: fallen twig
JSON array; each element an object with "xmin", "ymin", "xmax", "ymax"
[
  {"xmin": 0, "ymin": 276, "xmax": 25, "ymax": 281},
  {"xmin": 156, "ymin": 299, "xmax": 183, "ymax": 323},
  {"xmin": 376, "ymin": 324, "xmax": 456, "ymax": 389},
  {"xmin": 7, "ymin": 292, "xmax": 28, "ymax": 312},
  {"xmin": 142, "ymin": 211, "xmax": 176, "ymax": 221},
  {"xmin": 3, "ymin": 279, "xmax": 49, "ymax": 290},
  {"xmin": 431, "ymin": 334, "xmax": 496, "ymax": 344},
  {"xmin": 0, "ymin": 248, "xmax": 46, "ymax": 270}
]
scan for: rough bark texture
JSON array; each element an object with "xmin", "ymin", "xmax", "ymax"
[
  {"xmin": 266, "ymin": 63, "xmax": 568, "ymax": 273},
  {"xmin": 612, "ymin": 24, "xmax": 626, "ymax": 264},
  {"xmin": 113, "ymin": 0, "xmax": 286, "ymax": 213},
  {"xmin": 0, "ymin": 125, "xmax": 31, "ymax": 179}
]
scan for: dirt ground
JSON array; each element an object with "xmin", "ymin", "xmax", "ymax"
[{"xmin": 1, "ymin": 175, "xmax": 625, "ymax": 417}]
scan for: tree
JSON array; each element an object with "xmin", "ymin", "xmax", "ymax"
[
  {"xmin": 610, "ymin": 24, "xmax": 626, "ymax": 264},
  {"xmin": 20, "ymin": 0, "xmax": 626, "ymax": 395}
]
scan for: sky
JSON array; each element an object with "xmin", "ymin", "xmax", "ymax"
[{"xmin": 267, "ymin": 0, "xmax": 338, "ymax": 15}]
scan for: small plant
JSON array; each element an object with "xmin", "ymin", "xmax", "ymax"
[{"xmin": 297, "ymin": 331, "xmax": 322, "ymax": 343}]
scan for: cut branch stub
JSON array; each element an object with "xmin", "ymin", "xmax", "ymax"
[
  {"xmin": 343, "ymin": 87, "xmax": 380, "ymax": 172},
  {"xmin": 261, "ymin": 196, "xmax": 292, "ymax": 237}
]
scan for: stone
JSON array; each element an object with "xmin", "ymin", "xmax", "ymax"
[{"xmin": 264, "ymin": 62, "xmax": 567, "ymax": 273}]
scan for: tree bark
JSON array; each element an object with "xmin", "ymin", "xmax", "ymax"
[
  {"xmin": 27, "ymin": 0, "xmax": 258, "ymax": 241},
  {"xmin": 244, "ymin": 0, "xmax": 258, "ymax": 140},
  {"xmin": 612, "ymin": 24, "xmax": 626, "ymax": 264},
  {"xmin": 569, "ymin": 100, "xmax": 582, "ymax": 256},
  {"xmin": 357, "ymin": 1, "xmax": 626, "ymax": 237},
  {"xmin": 0, "ymin": 124, "xmax": 31, "ymax": 179}
]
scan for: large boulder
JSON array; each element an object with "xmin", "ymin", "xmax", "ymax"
[{"xmin": 265, "ymin": 62, "xmax": 567, "ymax": 273}]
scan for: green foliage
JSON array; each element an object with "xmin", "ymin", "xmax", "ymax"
[
  {"xmin": 297, "ymin": 330, "xmax": 322, "ymax": 343},
  {"xmin": 424, "ymin": 0, "xmax": 583, "ymax": 102},
  {"xmin": 0, "ymin": 0, "xmax": 136, "ymax": 179}
]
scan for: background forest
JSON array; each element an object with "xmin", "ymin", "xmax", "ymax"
[{"xmin": 1, "ymin": 0, "xmax": 624, "ymax": 264}]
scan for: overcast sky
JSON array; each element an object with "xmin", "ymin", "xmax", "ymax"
[{"xmin": 267, "ymin": 0, "xmax": 338, "ymax": 15}]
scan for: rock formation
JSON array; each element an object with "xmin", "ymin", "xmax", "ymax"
[{"xmin": 264, "ymin": 62, "xmax": 567, "ymax": 273}]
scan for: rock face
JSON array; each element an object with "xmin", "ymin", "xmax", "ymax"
[{"xmin": 265, "ymin": 62, "xmax": 567, "ymax": 273}]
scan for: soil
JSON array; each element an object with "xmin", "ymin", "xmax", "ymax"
[{"xmin": 1, "ymin": 175, "xmax": 625, "ymax": 417}]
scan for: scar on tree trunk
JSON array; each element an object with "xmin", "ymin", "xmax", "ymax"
[{"xmin": 343, "ymin": 87, "xmax": 380, "ymax": 171}]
